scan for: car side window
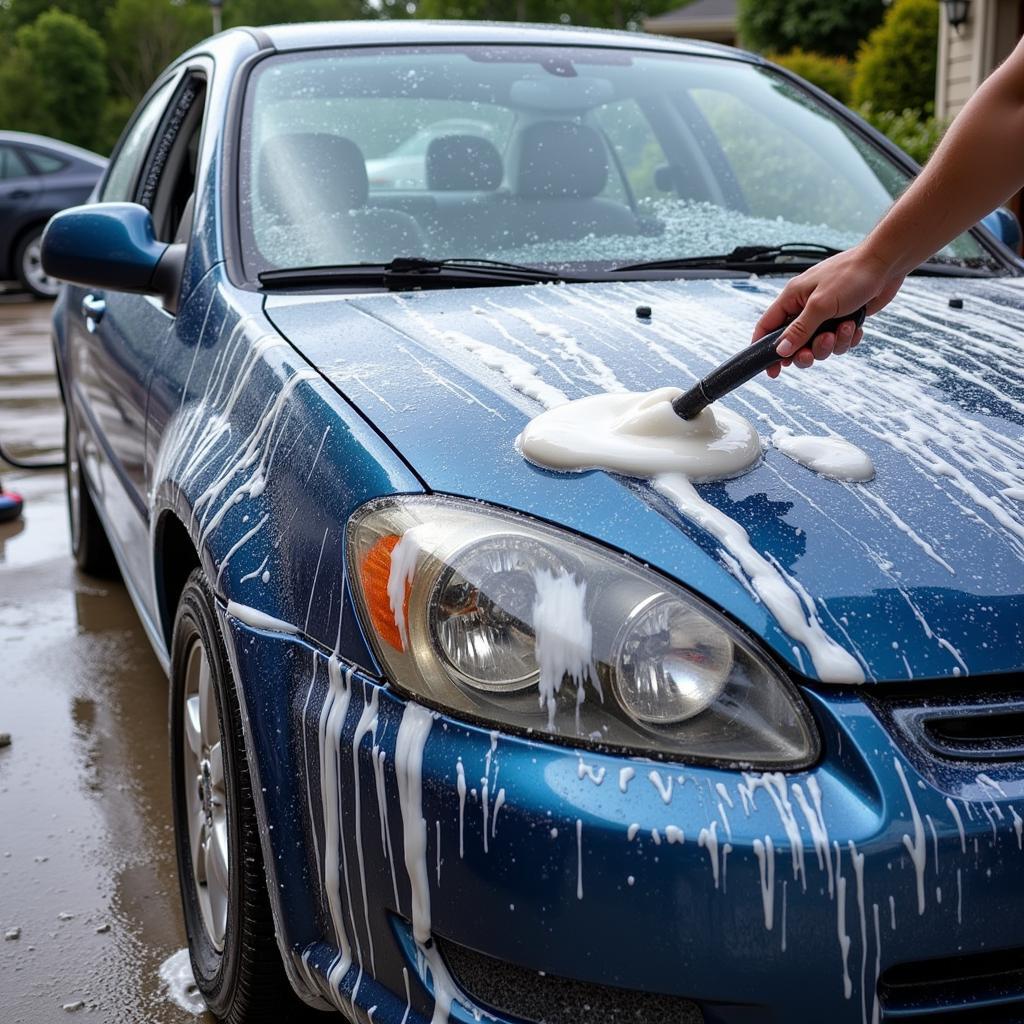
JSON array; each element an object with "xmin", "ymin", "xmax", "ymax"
[
  {"xmin": 0, "ymin": 145, "xmax": 32, "ymax": 180},
  {"xmin": 591, "ymin": 100, "xmax": 668, "ymax": 204},
  {"xmin": 101, "ymin": 76, "xmax": 177, "ymax": 202},
  {"xmin": 139, "ymin": 74, "xmax": 207, "ymax": 244},
  {"xmin": 24, "ymin": 150, "xmax": 67, "ymax": 174}
]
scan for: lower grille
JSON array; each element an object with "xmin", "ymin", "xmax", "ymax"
[
  {"xmin": 879, "ymin": 947, "xmax": 1024, "ymax": 1021},
  {"xmin": 438, "ymin": 937, "xmax": 704, "ymax": 1024}
]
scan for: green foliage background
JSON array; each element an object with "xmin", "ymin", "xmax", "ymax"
[
  {"xmin": 737, "ymin": 0, "xmax": 887, "ymax": 59},
  {"xmin": 0, "ymin": 0, "xmax": 945, "ymax": 168},
  {"xmin": 851, "ymin": 0, "xmax": 939, "ymax": 112}
]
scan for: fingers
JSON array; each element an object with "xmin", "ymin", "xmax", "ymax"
[
  {"xmin": 752, "ymin": 285, "xmax": 807, "ymax": 341},
  {"xmin": 831, "ymin": 319, "xmax": 856, "ymax": 356},
  {"xmin": 776, "ymin": 295, "xmax": 835, "ymax": 358},
  {"xmin": 770, "ymin": 321, "xmax": 863, "ymax": 377},
  {"xmin": 811, "ymin": 332, "xmax": 835, "ymax": 361}
]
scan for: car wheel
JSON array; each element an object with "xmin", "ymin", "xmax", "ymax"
[
  {"xmin": 65, "ymin": 409, "xmax": 118, "ymax": 577},
  {"xmin": 15, "ymin": 227, "xmax": 60, "ymax": 299},
  {"xmin": 170, "ymin": 569, "xmax": 315, "ymax": 1023}
]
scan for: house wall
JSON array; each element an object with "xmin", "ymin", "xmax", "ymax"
[{"xmin": 937, "ymin": 0, "xmax": 1021, "ymax": 119}]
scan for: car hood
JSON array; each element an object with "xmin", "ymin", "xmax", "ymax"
[{"xmin": 265, "ymin": 276, "xmax": 1024, "ymax": 684}]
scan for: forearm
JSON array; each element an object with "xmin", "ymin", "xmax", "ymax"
[{"xmin": 864, "ymin": 36, "xmax": 1024, "ymax": 275}]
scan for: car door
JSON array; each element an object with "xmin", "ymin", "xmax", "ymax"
[
  {"xmin": 0, "ymin": 144, "xmax": 39, "ymax": 278},
  {"xmin": 67, "ymin": 69, "xmax": 207, "ymax": 594}
]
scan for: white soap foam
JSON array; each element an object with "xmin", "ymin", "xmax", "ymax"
[
  {"xmin": 518, "ymin": 388, "xmax": 864, "ymax": 683},
  {"xmin": 225, "ymin": 600, "xmax": 298, "ymax": 634},
  {"xmin": 531, "ymin": 569, "xmax": 595, "ymax": 731},
  {"xmin": 771, "ymin": 428, "xmax": 875, "ymax": 482},
  {"xmin": 157, "ymin": 949, "xmax": 205, "ymax": 1016},
  {"xmin": 518, "ymin": 387, "xmax": 761, "ymax": 481}
]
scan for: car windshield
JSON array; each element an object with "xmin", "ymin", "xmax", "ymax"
[{"xmin": 239, "ymin": 44, "xmax": 996, "ymax": 279}]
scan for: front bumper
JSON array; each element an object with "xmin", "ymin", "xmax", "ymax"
[{"xmin": 223, "ymin": 616, "xmax": 1024, "ymax": 1024}]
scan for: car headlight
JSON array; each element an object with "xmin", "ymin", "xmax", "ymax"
[{"xmin": 347, "ymin": 496, "xmax": 817, "ymax": 767}]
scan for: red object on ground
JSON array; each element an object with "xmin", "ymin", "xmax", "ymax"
[{"xmin": 0, "ymin": 485, "xmax": 23, "ymax": 523}]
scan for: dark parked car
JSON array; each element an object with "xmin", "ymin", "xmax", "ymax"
[{"xmin": 0, "ymin": 131, "xmax": 105, "ymax": 298}]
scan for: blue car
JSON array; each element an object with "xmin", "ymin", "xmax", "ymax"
[
  {"xmin": 0, "ymin": 131, "xmax": 105, "ymax": 297},
  {"xmin": 43, "ymin": 21, "xmax": 1024, "ymax": 1024}
]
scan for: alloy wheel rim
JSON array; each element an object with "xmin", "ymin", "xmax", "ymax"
[
  {"xmin": 183, "ymin": 638, "xmax": 230, "ymax": 951},
  {"xmin": 22, "ymin": 237, "xmax": 59, "ymax": 297}
]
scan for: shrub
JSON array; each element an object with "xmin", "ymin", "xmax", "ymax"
[
  {"xmin": 0, "ymin": 10, "xmax": 108, "ymax": 151},
  {"xmin": 852, "ymin": 0, "xmax": 939, "ymax": 113},
  {"xmin": 769, "ymin": 49, "xmax": 855, "ymax": 104},
  {"xmin": 857, "ymin": 104, "xmax": 946, "ymax": 165},
  {"xmin": 738, "ymin": 0, "xmax": 887, "ymax": 59}
]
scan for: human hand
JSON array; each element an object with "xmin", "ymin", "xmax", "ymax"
[{"xmin": 752, "ymin": 244, "xmax": 905, "ymax": 378}]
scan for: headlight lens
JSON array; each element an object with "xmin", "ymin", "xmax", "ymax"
[{"xmin": 347, "ymin": 496, "xmax": 817, "ymax": 766}]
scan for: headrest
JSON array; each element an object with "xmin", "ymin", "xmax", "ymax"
[
  {"xmin": 257, "ymin": 133, "xmax": 368, "ymax": 218},
  {"xmin": 426, "ymin": 135, "xmax": 503, "ymax": 191},
  {"xmin": 513, "ymin": 122, "xmax": 608, "ymax": 199}
]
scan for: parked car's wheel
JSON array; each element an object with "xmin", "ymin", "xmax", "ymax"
[
  {"xmin": 15, "ymin": 227, "xmax": 60, "ymax": 299},
  {"xmin": 65, "ymin": 410, "xmax": 118, "ymax": 577},
  {"xmin": 170, "ymin": 569, "xmax": 313, "ymax": 1023}
]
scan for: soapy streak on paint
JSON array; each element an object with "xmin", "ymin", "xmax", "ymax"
[{"xmin": 537, "ymin": 284, "xmax": 1015, "ymax": 662}]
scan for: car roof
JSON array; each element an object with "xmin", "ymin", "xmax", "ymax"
[
  {"xmin": 220, "ymin": 19, "xmax": 756, "ymax": 62},
  {"xmin": 0, "ymin": 130, "xmax": 107, "ymax": 166}
]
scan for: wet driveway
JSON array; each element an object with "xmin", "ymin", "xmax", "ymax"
[{"xmin": 0, "ymin": 296, "xmax": 209, "ymax": 1021}]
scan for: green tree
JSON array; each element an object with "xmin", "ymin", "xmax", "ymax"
[
  {"xmin": 738, "ymin": 0, "xmax": 886, "ymax": 58},
  {"xmin": 414, "ymin": 0, "xmax": 676, "ymax": 30},
  {"xmin": 851, "ymin": 0, "xmax": 938, "ymax": 113},
  {"xmin": 106, "ymin": 0, "xmax": 209, "ymax": 106},
  {"xmin": 769, "ymin": 48, "xmax": 855, "ymax": 104},
  {"xmin": 224, "ymin": 0, "xmax": 373, "ymax": 24},
  {"xmin": 0, "ymin": 0, "xmax": 109, "ymax": 31},
  {"xmin": 856, "ymin": 103, "xmax": 945, "ymax": 164},
  {"xmin": 0, "ymin": 9, "xmax": 108, "ymax": 150}
]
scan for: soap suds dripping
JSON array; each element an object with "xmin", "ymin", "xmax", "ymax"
[{"xmin": 532, "ymin": 569, "xmax": 595, "ymax": 731}]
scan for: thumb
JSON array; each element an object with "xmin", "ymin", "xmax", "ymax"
[{"xmin": 775, "ymin": 298, "xmax": 831, "ymax": 358}]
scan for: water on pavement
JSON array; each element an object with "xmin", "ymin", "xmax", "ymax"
[{"xmin": 0, "ymin": 296, "xmax": 210, "ymax": 1022}]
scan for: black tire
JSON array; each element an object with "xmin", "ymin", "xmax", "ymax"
[
  {"xmin": 15, "ymin": 226, "xmax": 60, "ymax": 299},
  {"xmin": 64, "ymin": 409, "xmax": 119, "ymax": 578},
  {"xmin": 170, "ymin": 569, "xmax": 315, "ymax": 1023}
]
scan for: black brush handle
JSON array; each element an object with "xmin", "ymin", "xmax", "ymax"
[{"xmin": 672, "ymin": 306, "xmax": 866, "ymax": 420}]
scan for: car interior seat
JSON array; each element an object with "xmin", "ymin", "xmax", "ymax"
[
  {"xmin": 256, "ymin": 133, "xmax": 424, "ymax": 265},
  {"xmin": 422, "ymin": 134, "xmax": 506, "ymax": 250},
  {"xmin": 501, "ymin": 121, "xmax": 639, "ymax": 243}
]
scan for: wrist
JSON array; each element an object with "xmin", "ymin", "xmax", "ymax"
[{"xmin": 860, "ymin": 224, "xmax": 919, "ymax": 279}]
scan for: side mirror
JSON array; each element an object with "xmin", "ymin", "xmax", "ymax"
[
  {"xmin": 41, "ymin": 202, "xmax": 185, "ymax": 312},
  {"xmin": 980, "ymin": 206, "xmax": 1022, "ymax": 254}
]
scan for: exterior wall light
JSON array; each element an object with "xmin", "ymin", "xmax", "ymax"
[{"xmin": 941, "ymin": 0, "xmax": 971, "ymax": 33}]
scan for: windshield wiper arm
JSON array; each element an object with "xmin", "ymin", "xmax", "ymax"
[
  {"xmin": 260, "ymin": 257, "xmax": 586, "ymax": 289},
  {"xmin": 612, "ymin": 242, "xmax": 844, "ymax": 273}
]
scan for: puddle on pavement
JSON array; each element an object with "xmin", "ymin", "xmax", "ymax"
[{"xmin": 0, "ymin": 298, "xmax": 211, "ymax": 1022}]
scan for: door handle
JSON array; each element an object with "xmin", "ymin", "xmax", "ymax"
[
  {"xmin": 81, "ymin": 293, "xmax": 106, "ymax": 332},
  {"xmin": 5, "ymin": 188, "xmax": 31, "ymax": 200}
]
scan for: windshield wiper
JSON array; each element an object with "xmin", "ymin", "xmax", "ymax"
[
  {"xmin": 613, "ymin": 242, "xmax": 998, "ymax": 277},
  {"xmin": 259, "ymin": 256, "xmax": 589, "ymax": 290},
  {"xmin": 613, "ymin": 243, "xmax": 843, "ymax": 273}
]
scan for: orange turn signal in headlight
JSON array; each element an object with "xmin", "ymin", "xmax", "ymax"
[{"xmin": 358, "ymin": 533, "xmax": 409, "ymax": 651}]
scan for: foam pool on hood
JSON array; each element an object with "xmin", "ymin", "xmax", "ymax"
[{"xmin": 518, "ymin": 386, "xmax": 866, "ymax": 683}]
